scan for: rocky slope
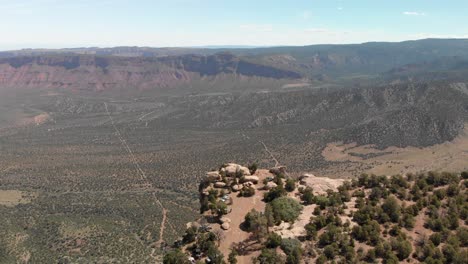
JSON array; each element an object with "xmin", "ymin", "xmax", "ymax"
[{"xmin": 142, "ymin": 81, "xmax": 468, "ymax": 148}]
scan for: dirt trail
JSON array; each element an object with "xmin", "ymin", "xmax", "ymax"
[
  {"xmin": 260, "ymin": 141, "xmax": 280, "ymax": 166},
  {"xmin": 154, "ymin": 195, "xmax": 168, "ymax": 244},
  {"xmin": 138, "ymin": 110, "xmax": 157, "ymax": 121},
  {"xmin": 104, "ymin": 102, "xmax": 168, "ymax": 250}
]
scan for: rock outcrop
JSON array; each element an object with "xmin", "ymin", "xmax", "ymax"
[
  {"xmin": 214, "ymin": 182, "xmax": 227, "ymax": 188},
  {"xmin": 299, "ymin": 173, "xmax": 345, "ymax": 194},
  {"xmin": 265, "ymin": 182, "xmax": 278, "ymax": 190},
  {"xmin": 240, "ymin": 176, "xmax": 259, "ymax": 184},
  {"xmin": 232, "ymin": 185, "xmax": 242, "ymax": 192},
  {"xmin": 269, "ymin": 166, "xmax": 287, "ymax": 176},
  {"xmin": 222, "ymin": 163, "xmax": 251, "ymax": 177},
  {"xmin": 205, "ymin": 171, "xmax": 221, "ymax": 182}
]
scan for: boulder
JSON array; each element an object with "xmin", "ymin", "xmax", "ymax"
[
  {"xmin": 220, "ymin": 217, "xmax": 231, "ymax": 224},
  {"xmin": 265, "ymin": 182, "xmax": 278, "ymax": 190},
  {"xmin": 232, "ymin": 185, "xmax": 242, "ymax": 192},
  {"xmin": 201, "ymin": 185, "xmax": 214, "ymax": 196},
  {"xmin": 214, "ymin": 182, "xmax": 227, "ymax": 188},
  {"xmin": 300, "ymin": 173, "xmax": 314, "ymax": 185},
  {"xmin": 205, "ymin": 171, "xmax": 221, "ymax": 182},
  {"xmin": 224, "ymin": 163, "xmax": 251, "ymax": 177},
  {"xmin": 186, "ymin": 221, "xmax": 201, "ymax": 229},
  {"xmin": 240, "ymin": 176, "xmax": 259, "ymax": 184},
  {"xmin": 221, "ymin": 222, "xmax": 230, "ymax": 230},
  {"xmin": 269, "ymin": 166, "xmax": 287, "ymax": 176}
]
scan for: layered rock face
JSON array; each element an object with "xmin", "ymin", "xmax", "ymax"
[{"xmin": 0, "ymin": 54, "xmax": 301, "ymax": 92}]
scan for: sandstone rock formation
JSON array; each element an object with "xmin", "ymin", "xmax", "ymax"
[
  {"xmin": 222, "ymin": 163, "xmax": 251, "ymax": 177},
  {"xmin": 232, "ymin": 185, "xmax": 242, "ymax": 192},
  {"xmin": 205, "ymin": 171, "xmax": 221, "ymax": 182},
  {"xmin": 299, "ymin": 173, "xmax": 345, "ymax": 194},
  {"xmin": 214, "ymin": 182, "xmax": 227, "ymax": 188},
  {"xmin": 269, "ymin": 166, "xmax": 287, "ymax": 176},
  {"xmin": 240, "ymin": 176, "xmax": 259, "ymax": 184},
  {"xmin": 265, "ymin": 182, "xmax": 278, "ymax": 190},
  {"xmin": 299, "ymin": 173, "xmax": 314, "ymax": 185}
]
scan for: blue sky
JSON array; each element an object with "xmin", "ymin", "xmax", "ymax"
[{"xmin": 0, "ymin": 0, "xmax": 467, "ymax": 50}]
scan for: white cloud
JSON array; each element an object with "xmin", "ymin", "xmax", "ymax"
[
  {"xmin": 410, "ymin": 33, "xmax": 468, "ymax": 39},
  {"xmin": 403, "ymin": 11, "xmax": 426, "ymax": 16},
  {"xmin": 239, "ymin": 24, "xmax": 273, "ymax": 32}
]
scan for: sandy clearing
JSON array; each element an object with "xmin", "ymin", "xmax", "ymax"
[
  {"xmin": 321, "ymin": 124, "xmax": 468, "ymax": 178},
  {"xmin": 0, "ymin": 190, "xmax": 35, "ymax": 207}
]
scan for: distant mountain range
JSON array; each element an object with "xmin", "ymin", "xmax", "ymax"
[{"xmin": 1, "ymin": 39, "xmax": 468, "ymax": 95}]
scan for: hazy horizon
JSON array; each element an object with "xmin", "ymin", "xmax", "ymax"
[
  {"xmin": 1, "ymin": 0, "xmax": 467, "ymax": 50},
  {"xmin": 3, "ymin": 37, "xmax": 468, "ymax": 52}
]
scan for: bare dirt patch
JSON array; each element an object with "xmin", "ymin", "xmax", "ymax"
[
  {"xmin": 281, "ymin": 83, "xmax": 310, "ymax": 89},
  {"xmin": 0, "ymin": 190, "xmax": 36, "ymax": 207},
  {"xmin": 321, "ymin": 124, "xmax": 468, "ymax": 178}
]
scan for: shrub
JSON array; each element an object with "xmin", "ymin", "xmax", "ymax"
[
  {"xmin": 305, "ymin": 222, "xmax": 317, "ymax": 240},
  {"xmin": 210, "ymin": 201, "xmax": 228, "ymax": 217},
  {"xmin": 240, "ymin": 186, "xmax": 255, "ymax": 197},
  {"xmin": 392, "ymin": 238, "xmax": 412, "ymax": 260},
  {"xmin": 315, "ymin": 195, "xmax": 329, "ymax": 210},
  {"xmin": 163, "ymin": 249, "xmax": 189, "ymax": 264},
  {"xmin": 206, "ymin": 245, "xmax": 224, "ymax": 264},
  {"xmin": 228, "ymin": 249, "xmax": 238, "ymax": 264},
  {"xmin": 264, "ymin": 185, "xmax": 286, "ymax": 202},
  {"xmin": 248, "ymin": 162, "xmax": 258, "ymax": 175},
  {"xmin": 270, "ymin": 197, "xmax": 303, "ymax": 223},
  {"xmin": 381, "ymin": 196, "xmax": 401, "ymax": 223},
  {"xmin": 323, "ymin": 243, "xmax": 339, "ymax": 259},
  {"xmin": 429, "ymin": 233, "xmax": 442, "ymax": 246},
  {"xmin": 301, "ymin": 188, "xmax": 314, "ymax": 205},
  {"xmin": 255, "ymin": 248, "xmax": 283, "ymax": 264},
  {"xmin": 243, "ymin": 209, "xmax": 267, "ymax": 232},
  {"xmin": 265, "ymin": 233, "xmax": 282, "ymax": 248},
  {"xmin": 264, "ymin": 204, "xmax": 275, "ymax": 227},
  {"xmin": 200, "ymin": 196, "xmax": 210, "ymax": 213},
  {"xmin": 182, "ymin": 226, "xmax": 198, "ymax": 243},
  {"xmin": 280, "ymin": 238, "xmax": 303, "ymax": 264},
  {"xmin": 285, "ymin": 179, "xmax": 296, "ymax": 192},
  {"xmin": 456, "ymin": 227, "xmax": 468, "ymax": 247},
  {"xmin": 316, "ymin": 255, "xmax": 327, "ymax": 264},
  {"xmin": 287, "ymin": 247, "xmax": 303, "ymax": 264},
  {"xmin": 462, "ymin": 171, "xmax": 468, "ymax": 179},
  {"xmin": 366, "ymin": 249, "xmax": 376, "ymax": 262},
  {"xmin": 280, "ymin": 238, "xmax": 302, "ymax": 254},
  {"xmin": 402, "ymin": 212, "xmax": 415, "ymax": 229}
]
